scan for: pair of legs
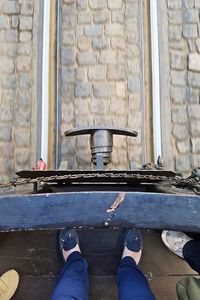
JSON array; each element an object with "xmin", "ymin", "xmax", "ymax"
[
  {"xmin": 51, "ymin": 229, "xmax": 156, "ymax": 300},
  {"xmin": 162, "ymin": 231, "xmax": 200, "ymax": 274}
]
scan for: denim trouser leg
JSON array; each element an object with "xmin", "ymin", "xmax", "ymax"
[
  {"xmin": 117, "ymin": 257, "xmax": 156, "ymax": 300},
  {"xmin": 51, "ymin": 251, "xmax": 89, "ymax": 300},
  {"xmin": 183, "ymin": 240, "xmax": 200, "ymax": 274}
]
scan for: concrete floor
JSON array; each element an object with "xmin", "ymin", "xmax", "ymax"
[{"xmin": 0, "ymin": 229, "xmax": 198, "ymax": 300}]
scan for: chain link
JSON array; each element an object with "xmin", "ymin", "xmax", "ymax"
[{"xmin": 0, "ymin": 171, "xmax": 200, "ymax": 190}]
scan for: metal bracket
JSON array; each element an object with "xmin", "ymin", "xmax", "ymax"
[{"xmin": 65, "ymin": 126, "xmax": 138, "ymax": 169}]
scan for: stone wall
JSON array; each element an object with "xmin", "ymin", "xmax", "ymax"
[
  {"xmin": 60, "ymin": 0, "xmax": 145, "ymax": 169},
  {"xmin": 0, "ymin": 0, "xmax": 38, "ymax": 181},
  {"xmin": 168, "ymin": 0, "xmax": 200, "ymax": 173}
]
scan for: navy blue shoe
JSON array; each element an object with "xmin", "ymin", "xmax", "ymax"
[
  {"xmin": 124, "ymin": 229, "xmax": 143, "ymax": 252},
  {"xmin": 59, "ymin": 229, "xmax": 79, "ymax": 252}
]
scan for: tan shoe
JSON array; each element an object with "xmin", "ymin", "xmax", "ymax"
[{"xmin": 0, "ymin": 270, "xmax": 19, "ymax": 300}]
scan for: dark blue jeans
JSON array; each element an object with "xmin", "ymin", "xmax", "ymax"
[
  {"xmin": 183, "ymin": 240, "xmax": 200, "ymax": 274},
  {"xmin": 51, "ymin": 251, "xmax": 156, "ymax": 300}
]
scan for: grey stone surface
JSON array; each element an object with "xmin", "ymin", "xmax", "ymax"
[
  {"xmin": 188, "ymin": 53, "xmax": 200, "ymax": 71},
  {"xmin": 173, "ymin": 125, "xmax": 188, "ymax": 141},
  {"xmin": 175, "ymin": 155, "xmax": 191, "ymax": 172},
  {"xmin": 191, "ymin": 138, "xmax": 200, "ymax": 153},
  {"xmin": 188, "ymin": 71, "xmax": 200, "ymax": 87},
  {"xmin": 183, "ymin": 24, "xmax": 198, "ymax": 38},
  {"xmin": 172, "ymin": 106, "xmax": 188, "ymax": 124},
  {"xmin": 61, "ymin": 47, "xmax": 75, "ymax": 65},
  {"xmin": 77, "ymin": 51, "xmax": 96, "ymax": 65},
  {"xmin": 3, "ymin": 1, "xmax": 20, "ymax": 15},
  {"xmin": 75, "ymin": 82, "xmax": 92, "ymax": 97}
]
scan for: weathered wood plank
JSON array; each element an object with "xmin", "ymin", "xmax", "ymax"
[{"xmin": 0, "ymin": 192, "xmax": 200, "ymax": 232}]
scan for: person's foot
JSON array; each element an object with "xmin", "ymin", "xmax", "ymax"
[
  {"xmin": 59, "ymin": 229, "xmax": 81, "ymax": 261},
  {"xmin": 161, "ymin": 230, "xmax": 193, "ymax": 258},
  {"xmin": 122, "ymin": 229, "xmax": 143, "ymax": 265},
  {"xmin": 0, "ymin": 269, "xmax": 19, "ymax": 300}
]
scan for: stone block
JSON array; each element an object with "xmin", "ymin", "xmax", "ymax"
[
  {"xmin": 5, "ymin": 29, "xmax": 18, "ymax": 43},
  {"xmin": 1, "ymin": 89, "xmax": 16, "ymax": 102},
  {"xmin": 92, "ymin": 38, "xmax": 109, "ymax": 50},
  {"xmin": 188, "ymin": 104, "xmax": 200, "ymax": 118},
  {"xmin": 93, "ymin": 10, "xmax": 110, "ymax": 23},
  {"xmin": 19, "ymin": 31, "xmax": 32, "ymax": 42},
  {"xmin": 1, "ymin": 75, "xmax": 17, "ymax": 89},
  {"xmin": 188, "ymin": 71, "xmax": 200, "ymax": 87},
  {"xmin": 78, "ymin": 11, "xmax": 92, "ymax": 24},
  {"xmin": 62, "ymin": 14, "xmax": 75, "ymax": 29},
  {"xmin": 183, "ymin": 24, "xmax": 198, "ymax": 38},
  {"xmin": 172, "ymin": 106, "xmax": 188, "ymax": 124},
  {"xmin": 93, "ymin": 82, "xmax": 114, "ymax": 98},
  {"xmin": 63, "ymin": 30, "xmax": 75, "ymax": 46},
  {"xmin": 0, "ymin": 105, "xmax": 13, "ymax": 122},
  {"xmin": 188, "ymin": 53, "xmax": 200, "ymax": 71},
  {"xmin": 128, "ymin": 93, "xmax": 141, "ymax": 111},
  {"xmin": 15, "ymin": 129, "xmax": 30, "ymax": 147},
  {"xmin": 62, "ymin": 67, "xmax": 75, "ymax": 83},
  {"xmin": 168, "ymin": 10, "xmax": 182, "ymax": 24},
  {"xmin": 89, "ymin": 0, "xmax": 106, "ymax": 10},
  {"xmin": 62, "ymin": 3, "xmax": 76, "ymax": 16},
  {"xmin": 127, "ymin": 45, "xmax": 139, "ymax": 57},
  {"xmin": 6, "ymin": 44, "xmax": 17, "ymax": 57},
  {"xmin": 0, "ymin": 124, "xmax": 12, "ymax": 142},
  {"xmin": 11, "ymin": 16, "xmax": 18, "ymax": 28},
  {"xmin": 167, "ymin": 0, "xmax": 182, "ymax": 9},
  {"xmin": 110, "ymin": 99, "xmax": 126, "ymax": 115},
  {"xmin": 99, "ymin": 49, "xmax": 116, "ymax": 64},
  {"xmin": 127, "ymin": 31, "xmax": 138, "ymax": 44},
  {"xmin": 61, "ymin": 103, "xmax": 74, "ymax": 124},
  {"xmin": 15, "ymin": 148, "xmax": 30, "ymax": 165},
  {"xmin": 105, "ymin": 24, "xmax": 123, "ymax": 36},
  {"xmin": 125, "ymin": 2, "xmax": 138, "ymax": 18},
  {"xmin": 85, "ymin": 24, "xmax": 103, "ymax": 37},
  {"xmin": 0, "ymin": 160, "xmax": 13, "ymax": 175},
  {"xmin": 173, "ymin": 124, "xmax": 188, "ymax": 141},
  {"xmin": 19, "ymin": 16, "xmax": 33, "ymax": 30},
  {"xmin": 20, "ymin": 2, "xmax": 34, "ymax": 15},
  {"xmin": 112, "ymin": 11, "xmax": 124, "ymax": 24},
  {"xmin": 77, "ymin": 37, "xmax": 91, "ymax": 50},
  {"xmin": 3, "ymin": 1, "xmax": 20, "ymax": 14},
  {"xmin": 18, "ymin": 89, "xmax": 31, "ymax": 105},
  {"xmin": 75, "ymin": 82, "xmax": 92, "ymax": 97},
  {"xmin": 15, "ymin": 106, "xmax": 31, "ymax": 127},
  {"xmin": 0, "ymin": 57, "xmax": 14, "ymax": 73},
  {"xmin": 18, "ymin": 43, "xmax": 31, "ymax": 55},
  {"xmin": 111, "ymin": 37, "xmax": 126, "ymax": 50},
  {"xmin": 169, "ymin": 25, "xmax": 182, "ymax": 42},
  {"xmin": 0, "ymin": 143, "xmax": 14, "ymax": 159},
  {"xmin": 183, "ymin": 0, "xmax": 194, "ymax": 8},
  {"xmin": 61, "ymin": 47, "xmax": 75, "ymax": 65},
  {"xmin": 88, "ymin": 65, "xmax": 106, "ymax": 81},
  {"xmin": 62, "ymin": 83, "xmax": 75, "ymax": 102},
  {"xmin": 171, "ymin": 70, "xmax": 186, "ymax": 86},
  {"xmin": 17, "ymin": 56, "xmax": 31, "ymax": 72},
  {"xmin": 90, "ymin": 98, "xmax": 107, "ymax": 114},
  {"xmin": 77, "ymin": 51, "xmax": 96, "ymax": 66},
  {"xmin": 192, "ymin": 138, "xmax": 200, "ymax": 153},
  {"xmin": 190, "ymin": 120, "xmax": 200, "ymax": 137},
  {"xmin": 116, "ymin": 82, "xmax": 125, "ymax": 98},
  {"xmin": 76, "ymin": 0, "xmax": 87, "ymax": 10},
  {"xmin": 76, "ymin": 67, "xmax": 87, "ymax": 81},
  {"xmin": 175, "ymin": 155, "xmax": 191, "ymax": 172},
  {"xmin": 75, "ymin": 98, "xmax": 90, "ymax": 115},
  {"xmin": 186, "ymin": 87, "xmax": 199, "ymax": 103},
  {"xmin": 108, "ymin": 0, "xmax": 121, "ymax": 10},
  {"xmin": 176, "ymin": 141, "xmax": 190, "ymax": 154},
  {"xmin": 188, "ymin": 39, "xmax": 196, "ymax": 52},
  {"xmin": 183, "ymin": 8, "xmax": 199, "ymax": 23},
  {"xmin": 107, "ymin": 65, "xmax": 126, "ymax": 80},
  {"xmin": 170, "ymin": 51, "xmax": 186, "ymax": 70},
  {"xmin": 0, "ymin": 16, "xmax": 10, "ymax": 29},
  {"xmin": 128, "ymin": 59, "xmax": 140, "ymax": 74},
  {"xmin": 191, "ymin": 155, "xmax": 200, "ymax": 168},
  {"xmin": 196, "ymin": 38, "xmax": 200, "ymax": 52},
  {"xmin": 171, "ymin": 86, "xmax": 186, "ymax": 103},
  {"xmin": 128, "ymin": 75, "xmax": 140, "ymax": 93}
]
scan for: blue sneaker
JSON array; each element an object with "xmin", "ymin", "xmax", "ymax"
[{"xmin": 124, "ymin": 228, "xmax": 143, "ymax": 252}]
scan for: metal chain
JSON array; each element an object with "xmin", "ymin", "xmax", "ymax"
[{"xmin": 0, "ymin": 171, "xmax": 200, "ymax": 189}]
